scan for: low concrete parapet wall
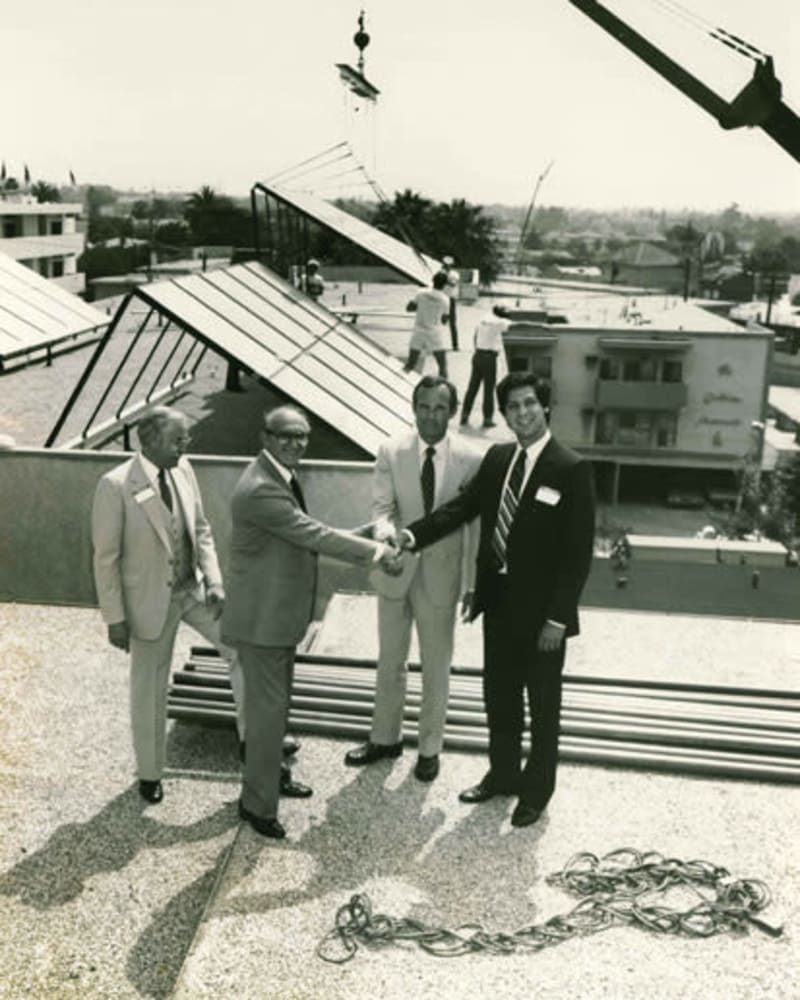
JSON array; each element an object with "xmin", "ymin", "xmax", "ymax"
[
  {"xmin": 0, "ymin": 448, "xmax": 374, "ymax": 608},
  {"xmin": 628, "ymin": 534, "xmax": 788, "ymax": 567}
]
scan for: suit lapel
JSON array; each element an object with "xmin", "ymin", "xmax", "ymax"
[
  {"xmin": 257, "ymin": 451, "xmax": 295, "ymax": 506},
  {"xmin": 171, "ymin": 463, "xmax": 196, "ymax": 549},
  {"xmin": 398, "ymin": 435, "xmax": 424, "ymax": 517},
  {"xmin": 518, "ymin": 438, "xmax": 561, "ymax": 509},
  {"xmin": 130, "ymin": 456, "xmax": 172, "ymax": 552}
]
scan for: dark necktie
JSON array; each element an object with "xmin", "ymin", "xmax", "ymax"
[
  {"xmin": 421, "ymin": 446, "xmax": 436, "ymax": 515},
  {"xmin": 492, "ymin": 449, "xmax": 526, "ymax": 567},
  {"xmin": 290, "ymin": 474, "xmax": 307, "ymax": 513},
  {"xmin": 157, "ymin": 468, "xmax": 173, "ymax": 512}
]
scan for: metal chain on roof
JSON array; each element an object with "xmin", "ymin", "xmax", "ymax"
[{"xmin": 317, "ymin": 848, "xmax": 783, "ymax": 963}]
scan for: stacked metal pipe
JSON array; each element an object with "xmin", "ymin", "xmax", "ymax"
[{"xmin": 167, "ymin": 647, "xmax": 800, "ymax": 783}]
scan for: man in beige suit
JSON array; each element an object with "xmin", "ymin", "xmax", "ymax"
[
  {"xmin": 345, "ymin": 376, "xmax": 481, "ymax": 781},
  {"xmin": 91, "ymin": 406, "xmax": 240, "ymax": 804},
  {"xmin": 221, "ymin": 405, "xmax": 401, "ymax": 840}
]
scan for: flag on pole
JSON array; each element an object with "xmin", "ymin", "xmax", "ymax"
[
  {"xmin": 23, "ymin": 164, "xmax": 31, "ymax": 184},
  {"xmin": 1, "ymin": 161, "xmax": 6, "ymax": 182},
  {"xmin": 69, "ymin": 169, "xmax": 77, "ymax": 186}
]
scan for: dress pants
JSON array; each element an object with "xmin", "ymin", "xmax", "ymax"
[
  {"xmin": 461, "ymin": 350, "xmax": 497, "ymax": 424},
  {"xmin": 129, "ymin": 588, "xmax": 242, "ymax": 780},
  {"xmin": 237, "ymin": 641, "xmax": 295, "ymax": 821},
  {"xmin": 481, "ymin": 583, "xmax": 566, "ymax": 807},
  {"xmin": 371, "ymin": 572, "xmax": 457, "ymax": 757}
]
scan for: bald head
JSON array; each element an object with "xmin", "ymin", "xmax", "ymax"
[{"xmin": 261, "ymin": 405, "xmax": 310, "ymax": 470}]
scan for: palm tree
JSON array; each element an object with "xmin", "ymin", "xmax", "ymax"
[{"xmin": 30, "ymin": 180, "xmax": 62, "ymax": 204}]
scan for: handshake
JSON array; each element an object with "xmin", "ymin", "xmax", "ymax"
[{"xmin": 352, "ymin": 521, "xmax": 415, "ymax": 577}]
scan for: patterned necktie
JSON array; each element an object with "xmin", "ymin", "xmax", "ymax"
[
  {"xmin": 157, "ymin": 468, "xmax": 173, "ymax": 512},
  {"xmin": 421, "ymin": 446, "xmax": 436, "ymax": 515},
  {"xmin": 492, "ymin": 449, "xmax": 526, "ymax": 567},
  {"xmin": 290, "ymin": 474, "xmax": 307, "ymax": 513}
]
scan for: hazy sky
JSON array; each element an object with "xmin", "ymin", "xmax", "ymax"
[{"xmin": 3, "ymin": 0, "xmax": 799, "ymax": 212}]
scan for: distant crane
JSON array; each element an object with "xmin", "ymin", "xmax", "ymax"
[
  {"xmin": 568, "ymin": 0, "xmax": 800, "ymax": 164},
  {"xmin": 515, "ymin": 160, "xmax": 555, "ymax": 274}
]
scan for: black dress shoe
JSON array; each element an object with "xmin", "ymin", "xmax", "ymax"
[
  {"xmin": 138, "ymin": 779, "xmax": 163, "ymax": 804},
  {"xmin": 239, "ymin": 738, "xmax": 301, "ymax": 764},
  {"xmin": 280, "ymin": 773, "xmax": 313, "ymax": 798},
  {"xmin": 511, "ymin": 802, "xmax": 543, "ymax": 828},
  {"xmin": 238, "ymin": 801, "xmax": 286, "ymax": 839},
  {"xmin": 459, "ymin": 774, "xmax": 517, "ymax": 804},
  {"xmin": 344, "ymin": 741, "xmax": 403, "ymax": 766},
  {"xmin": 414, "ymin": 754, "xmax": 440, "ymax": 782}
]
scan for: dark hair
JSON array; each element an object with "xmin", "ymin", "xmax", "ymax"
[
  {"xmin": 432, "ymin": 271, "xmax": 448, "ymax": 290},
  {"xmin": 496, "ymin": 372, "xmax": 540, "ymax": 414},
  {"xmin": 412, "ymin": 374, "xmax": 458, "ymax": 415}
]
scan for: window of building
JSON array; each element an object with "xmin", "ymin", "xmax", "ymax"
[
  {"xmin": 507, "ymin": 352, "xmax": 552, "ymax": 377},
  {"xmin": 594, "ymin": 410, "xmax": 677, "ymax": 448},
  {"xmin": 599, "ymin": 357, "xmax": 619, "ymax": 380},
  {"xmin": 530, "ymin": 355, "xmax": 552, "ymax": 379},
  {"xmin": 51, "ymin": 258, "xmax": 65, "ymax": 277},
  {"xmin": 661, "ymin": 359, "xmax": 683, "ymax": 383},
  {"xmin": 38, "ymin": 217, "xmax": 48, "ymax": 236},
  {"xmin": 655, "ymin": 413, "xmax": 677, "ymax": 446},
  {"xmin": 622, "ymin": 358, "xmax": 657, "ymax": 381},
  {"xmin": 2, "ymin": 218, "xmax": 19, "ymax": 238},
  {"xmin": 50, "ymin": 220, "xmax": 63, "ymax": 235}
]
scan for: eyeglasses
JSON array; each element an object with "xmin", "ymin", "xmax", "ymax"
[{"xmin": 266, "ymin": 430, "xmax": 309, "ymax": 444}]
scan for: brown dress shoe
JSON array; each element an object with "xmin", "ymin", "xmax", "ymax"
[
  {"xmin": 414, "ymin": 754, "xmax": 440, "ymax": 782},
  {"xmin": 511, "ymin": 802, "xmax": 543, "ymax": 827},
  {"xmin": 280, "ymin": 772, "xmax": 313, "ymax": 798},
  {"xmin": 459, "ymin": 773, "xmax": 517, "ymax": 803},
  {"xmin": 138, "ymin": 780, "xmax": 163, "ymax": 804},
  {"xmin": 344, "ymin": 741, "xmax": 403, "ymax": 766},
  {"xmin": 238, "ymin": 801, "xmax": 286, "ymax": 839}
]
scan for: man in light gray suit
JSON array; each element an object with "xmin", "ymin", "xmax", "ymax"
[
  {"xmin": 221, "ymin": 405, "xmax": 401, "ymax": 839},
  {"xmin": 92, "ymin": 406, "xmax": 243, "ymax": 804},
  {"xmin": 345, "ymin": 376, "xmax": 481, "ymax": 781}
]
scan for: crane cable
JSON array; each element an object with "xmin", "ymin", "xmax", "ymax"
[
  {"xmin": 318, "ymin": 847, "xmax": 783, "ymax": 964},
  {"xmin": 642, "ymin": 0, "xmax": 767, "ymax": 63}
]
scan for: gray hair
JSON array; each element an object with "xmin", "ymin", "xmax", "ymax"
[
  {"xmin": 263, "ymin": 405, "xmax": 309, "ymax": 432},
  {"xmin": 137, "ymin": 406, "xmax": 186, "ymax": 446}
]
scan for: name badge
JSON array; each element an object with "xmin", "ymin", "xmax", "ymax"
[
  {"xmin": 134, "ymin": 486, "xmax": 156, "ymax": 503},
  {"xmin": 535, "ymin": 485, "xmax": 561, "ymax": 506}
]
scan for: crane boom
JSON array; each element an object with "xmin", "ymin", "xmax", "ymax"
[{"xmin": 568, "ymin": 0, "xmax": 800, "ymax": 164}]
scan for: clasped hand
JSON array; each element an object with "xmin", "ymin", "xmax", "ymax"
[{"xmin": 378, "ymin": 538, "xmax": 405, "ymax": 576}]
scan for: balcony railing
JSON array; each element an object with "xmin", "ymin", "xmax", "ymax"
[{"xmin": 596, "ymin": 380, "xmax": 688, "ymax": 410}]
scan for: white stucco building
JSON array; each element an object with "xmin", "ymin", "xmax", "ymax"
[{"xmin": 0, "ymin": 194, "xmax": 85, "ymax": 294}]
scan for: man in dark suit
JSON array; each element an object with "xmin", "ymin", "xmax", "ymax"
[
  {"xmin": 221, "ymin": 405, "xmax": 401, "ymax": 840},
  {"xmin": 402, "ymin": 372, "xmax": 595, "ymax": 827}
]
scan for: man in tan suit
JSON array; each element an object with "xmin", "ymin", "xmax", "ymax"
[
  {"xmin": 221, "ymin": 405, "xmax": 401, "ymax": 839},
  {"xmin": 91, "ymin": 406, "xmax": 240, "ymax": 804},
  {"xmin": 345, "ymin": 376, "xmax": 481, "ymax": 781}
]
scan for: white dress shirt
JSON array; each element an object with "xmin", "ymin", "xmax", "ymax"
[{"xmin": 139, "ymin": 452, "xmax": 174, "ymax": 508}]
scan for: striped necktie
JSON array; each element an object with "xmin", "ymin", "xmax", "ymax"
[{"xmin": 492, "ymin": 449, "xmax": 526, "ymax": 568}]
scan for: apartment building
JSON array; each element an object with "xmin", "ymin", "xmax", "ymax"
[
  {"xmin": 0, "ymin": 195, "xmax": 85, "ymax": 294},
  {"xmin": 503, "ymin": 297, "xmax": 772, "ymax": 502}
]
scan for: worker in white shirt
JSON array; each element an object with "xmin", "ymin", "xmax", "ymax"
[
  {"xmin": 460, "ymin": 305, "xmax": 511, "ymax": 429},
  {"xmin": 442, "ymin": 255, "xmax": 460, "ymax": 350}
]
